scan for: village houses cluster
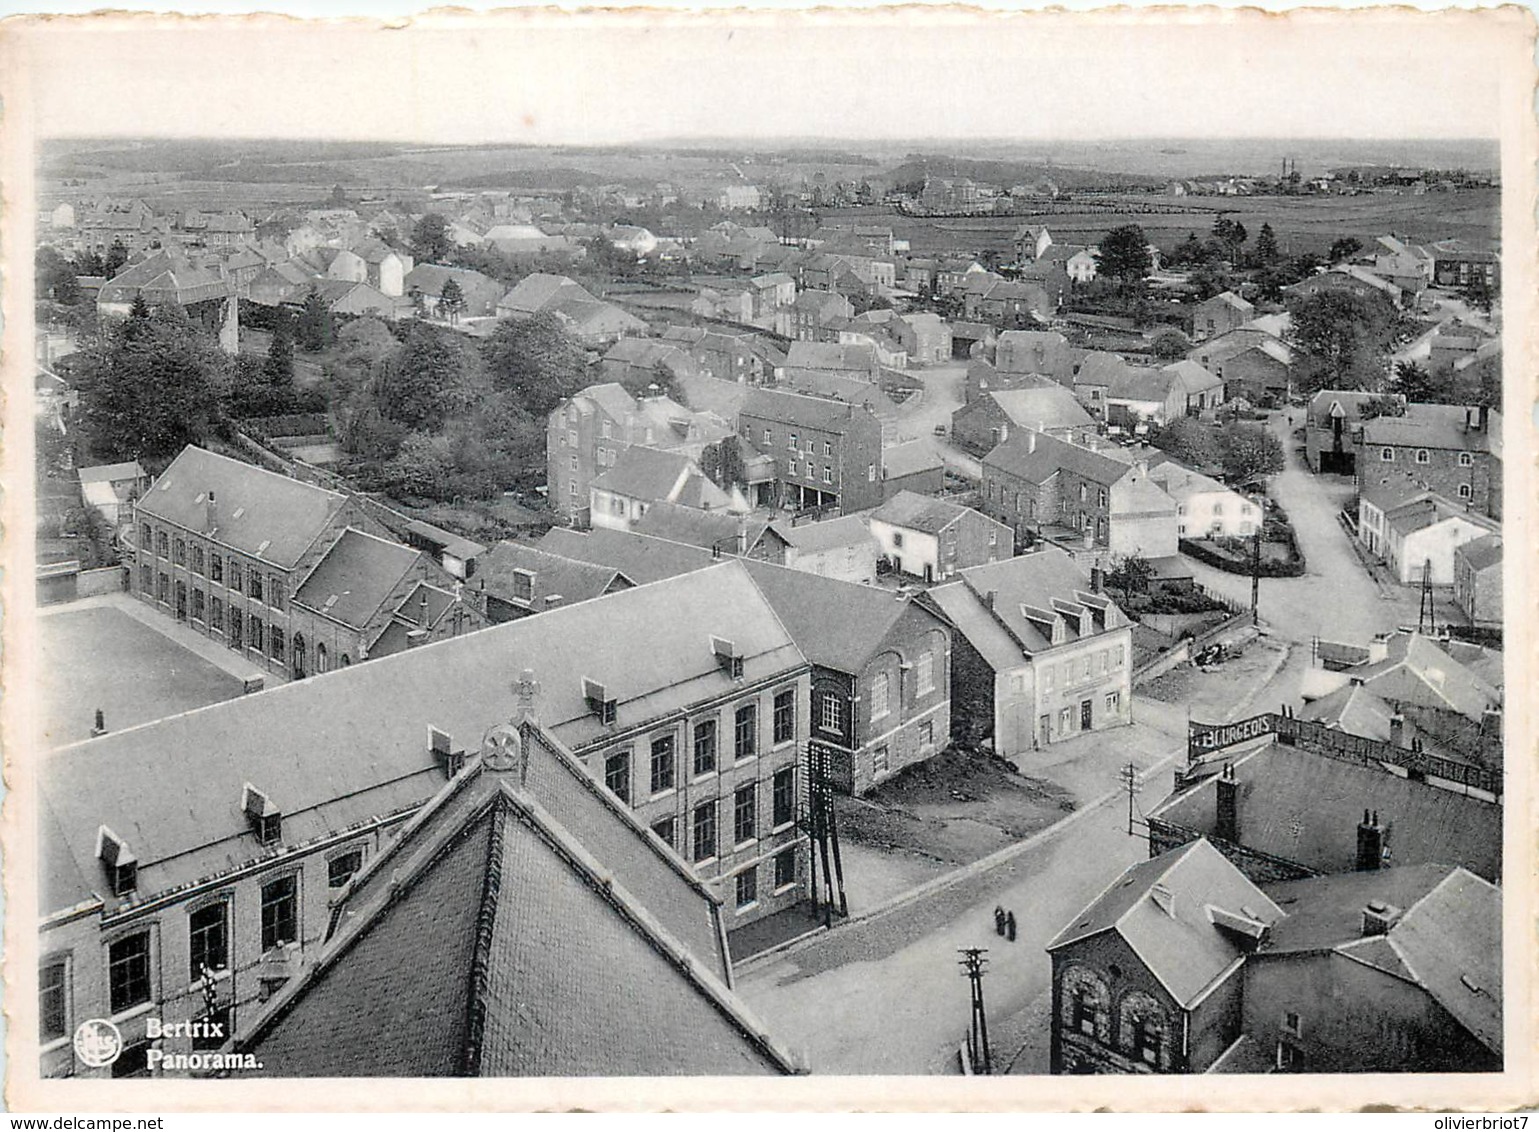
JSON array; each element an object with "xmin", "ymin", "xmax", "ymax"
[{"xmin": 34, "ymin": 165, "xmax": 1504, "ymax": 1081}]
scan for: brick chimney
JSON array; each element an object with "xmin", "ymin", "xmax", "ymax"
[
  {"xmin": 1388, "ymin": 714, "xmax": 1404, "ymax": 748},
  {"xmin": 1366, "ymin": 633, "xmax": 1390, "ymax": 664},
  {"xmin": 1090, "ymin": 563, "xmax": 1103, "ymax": 593},
  {"xmin": 1215, "ymin": 762, "xmax": 1239, "ymax": 843},
  {"xmin": 1355, "ymin": 810, "xmax": 1384, "ymax": 871},
  {"xmin": 1361, "ymin": 899, "xmax": 1403, "ymax": 936},
  {"xmin": 205, "ymin": 489, "xmax": 218, "ymax": 534}
]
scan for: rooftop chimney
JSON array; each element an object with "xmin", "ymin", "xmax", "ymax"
[
  {"xmin": 984, "ymin": 589, "xmax": 997, "ymax": 610},
  {"xmin": 1367, "ymin": 634, "xmax": 1390, "ymax": 664},
  {"xmin": 418, "ymin": 593, "xmax": 430, "ymax": 626},
  {"xmin": 1090, "ymin": 564, "xmax": 1103, "ymax": 593},
  {"xmin": 1356, "ymin": 809, "xmax": 1384, "ymax": 872},
  {"xmin": 205, "ymin": 489, "xmax": 218, "ymax": 534},
  {"xmin": 1388, "ymin": 714, "xmax": 1405, "ymax": 748},
  {"xmin": 736, "ymin": 515, "xmax": 750, "ymax": 556},
  {"xmin": 1027, "ymin": 432, "xmax": 1037, "ymax": 454},
  {"xmin": 1215, "ymin": 762, "xmax": 1240, "ymax": 843},
  {"xmin": 1361, "ymin": 899, "xmax": 1403, "ymax": 936}
]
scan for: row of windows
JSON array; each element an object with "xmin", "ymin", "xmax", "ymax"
[
  {"xmin": 603, "ymin": 693, "xmax": 797, "ymax": 805},
  {"xmin": 643, "ymin": 768, "xmax": 798, "ymax": 865},
  {"xmin": 787, "ymin": 460, "xmax": 835, "ymax": 485},
  {"xmin": 1379, "ymin": 447, "xmax": 1475, "ymax": 467},
  {"xmin": 865, "ymin": 651, "xmax": 941, "ymax": 720},
  {"xmin": 732, "ymin": 848, "xmax": 797, "ymax": 910},
  {"xmin": 1042, "ymin": 645, "xmax": 1126, "ymax": 692},
  {"xmin": 141, "ymin": 525, "xmax": 283, "ymax": 607},
  {"xmin": 43, "ymin": 851, "xmax": 366, "ymax": 1049}
]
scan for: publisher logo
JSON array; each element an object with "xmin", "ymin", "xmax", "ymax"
[{"xmin": 73, "ymin": 1018, "xmax": 123, "ymax": 1068}]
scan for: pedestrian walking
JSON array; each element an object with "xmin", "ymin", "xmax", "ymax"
[
  {"xmin": 1005, "ymin": 911, "xmax": 1017, "ymax": 942},
  {"xmin": 994, "ymin": 906, "xmax": 1006, "ymax": 936}
]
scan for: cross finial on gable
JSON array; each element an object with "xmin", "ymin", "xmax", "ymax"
[{"xmin": 515, "ymin": 668, "xmax": 541, "ymax": 724}]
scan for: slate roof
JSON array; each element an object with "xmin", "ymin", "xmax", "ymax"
[
  {"xmin": 771, "ymin": 514, "xmax": 876, "ymax": 555},
  {"xmin": 1382, "ymin": 495, "xmax": 1498, "ymax": 539},
  {"xmin": 881, "ymin": 440, "xmax": 944, "ymax": 479},
  {"xmin": 237, "ymin": 727, "xmax": 794, "ymax": 1075},
  {"xmin": 786, "ymin": 341, "xmax": 878, "ymax": 372},
  {"xmin": 135, "ymin": 446, "xmax": 349, "ymax": 570},
  {"xmin": 39, "ymin": 562, "xmax": 806, "ymax": 917},
  {"xmin": 1298, "ymin": 682, "xmax": 1398, "ymax": 743},
  {"xmin": 1047, "ymin": 839, "xmax": 1282, "ymax": 1008},
  {"xmin": 946, "ymin": 549, "xmax": 1127, "ymax": 655},
  {"xmin": 403, "ymin": 519, "xmax": 486, "ymax": 564},
  {"xmin": 98, "ymin": 249, "xmax": 232, "ymax": 306},
  {"xmin": 1145, "ymin": 738, "xmax": 1501, "ymax": 881},
  {"xmin": 1350, "ymin": 632, "xmax": 1500, "ymax": 721},
  {"xmin": 77, "ymin": 461, "xmax": 145, "ymax": 485},
  {"xmin": 1071, "ymin": 351, "xmax": 1131, "ymax": 388},
  {"xmin": 983, "ymin": 429, "xmax": 1131, "ymax": 488},
  {"xmin": 292, "ymin": 528, "xmax": 424, "ymax": 631},
  {"xmin": 1259, "ymin": 866, "xmax": 1501, "ymax": 1057},
  {"xmin": 537, "ymin": 527, "xmax": 714, "ymax": 585},
  {"xmin": 498, "ymin": 272, "xmax": 597, "ymax": 314},
  {"xmin": 590, "ymin": 446, "xmax": 692, "ymax": 501},
  {"xmin": 1146, "ymin": 461, "xmax": 1241, "ymax": 505},
  {"xmin": 633, "ymin": 502, "xmax": 772, "ymax": 554},
  {"xmin": 740, "ymin": 388, "xmax": 877, "ymax": 434},
  {"xmin": 368, "ymin": 582, "xmax": 464, "ymax": 657},
  {"xmin": 1361, "ymin": 404, "xmax": 1499, "ymax": 453},
  {"xmin": 871, "ymin": 491, "xmax": 972, "ymax": 535},
  {"xmin": 983, "ymin": 388, "xmax": 1094, "ymax": 432},
  {"xmin": 475, "ymin": 542, "xmax": 632, "ymax": 611},
  {"xmin": 1455, "ymin": 534, "xmax": 1502, "ymax": 574},
  {"xmin": 740, "ymin": 560, "xmax": 927, "ymax": 676},
  {"xmin": 778, "ymin": 369, "xmax": 900, "ymax": 419},
  {"xmin": 675, "ymin": 372, "xmax": 750, "ymax": 420}
]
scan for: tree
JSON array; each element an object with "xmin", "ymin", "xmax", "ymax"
[
  {"xmin": 1097, "ymin": 224, "xmax": 1152, "ymax": 286},
  {"xmin": 1212, "ymin": 216, "xmax": 1247, "ymax": 261},
  {"xmin": 410, "ymin": 213, "xmax": 453, "ymax": 264},
  {"xmin": 1359, "ymin": 395, "xmax": 1407, "ymax": 421},
  {"xmin": 1327, "ymin": 236, "xmax": 1363, "ymax": 266},
  {"xmin": 37, "ymin": 247, "xmax": 82, "ymax": 303},
  {"xmin": 1285, "ymin": 289, "xmax": 1398, "ymax": 393},
  {"xmin": 1189, "ymin": 261, "xmax": 1234, "ymax": 301},
  {"xmin": 104, "ymin": 240, "xmax": 130, "ymax": 279},
  {"xmin": 1217, "ymin": 422, "xmax": 1284, "ymax": 484},
  {"xmin": 1459, "ymin": 276, "xmax": 1496, "ymax": 313},
  {"xmin": 480, "ymin": 312, "xmax": 589, "ymax": 417},
  {"xmin": 1148, "ymin": 416, "xmax": 1220, "ymax": 468},
  {"xmin": 1254, "ymin": 223, "xmax": 1280, "ymax": 265},
  {"xmin": 1388, "ymin": 360, "xmax": 1441, "ymax": 403},
  {"xmin": 373, "ymin": 321, "xmax": 487, "ymax": 432},
  {"xmin": 1169, "ymin": 232, "xmax": 1207, "ymax": 267},
  {"xmin": 73, "ymin": 249, "xmax": 106, "ymax": 278},
  {"xmin": 439, "ymin": 278, "xmax": 466, "ymax": 325},
  {"xmin": 296, "ymin": 286, "xmax": 333, "ymax": 352},
  {"xmin": 1150, "ymin": 328, "xmax": 1190, "ymax": 360},
  {"xmin": 1105, "ymin": 553, "xmax": 1155, "ymax": 596},
  {"xmin": 265, "ymin": 313, "xmax": 296, "ymax": 386},
  {"xmin": 78, "ymin": 304, "xmax": 226, "ymax": 464},
  {"xmin": 328, "ymin": 183, "xmax": 349, "ymax": 205}
]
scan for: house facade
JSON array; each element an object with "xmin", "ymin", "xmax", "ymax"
[
  {"xmin": 1452, "ymin": 535, "xmax": 1502, "ymax": 630},
  {"xmin": 1356, "ymin": 404, "xmax": 1502, "ymax": 520},
  {"xmin": 1148, "ymin": 462, "xmax": 1263, "ymax": 539},
  {"xmin": 737, "ymin": 389, "xmax": 885, "ymax": 515},
  {"xmin": 926, "ymin": 550, "xmax": 1133, "ymax": 755},
  {"xmin": 867, "ymin": 492, "xmax": 1012, "ymax": 583}
]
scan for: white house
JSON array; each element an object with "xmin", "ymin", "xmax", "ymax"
[
  {"xmin": 77, "ymin": 461, "xmax": 148, "ymax": 529},
  {"xmin": 1147, "ymin": 460, "xmax": 1262, "ymax": 539},
  {"xmin": 771, "ymin": 514, "xmax": 879, "ymax": 585},
  {"xmin": 1383, "ymin": 495, "xmax": 1500, "ymax": 585},
  {"xmin": 1066, "ymin": 248, "xmax": 1099, "ymax": 283},
  {"xmin": 589, "ymin": 446, "xmax": 738, "ymax": 533}
]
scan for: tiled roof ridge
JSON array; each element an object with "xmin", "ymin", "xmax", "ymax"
[
  {"xmin": 500, "ymin": 783, "xmax": 796, "ymax": 1073},
  {"xmin": 461, "ymin": 794, "xmax": 507, "ymax": 1076}
]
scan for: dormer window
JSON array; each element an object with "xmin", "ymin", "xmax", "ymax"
[
  {"xmin": 711, "ymin": 636, "xmax": 745, "ymax": 680},
  {"xmin": 583, "ymin": 677, "xmax": 618, "ymax": 725},
  {"xmin": 97, "ymin": 826, "xmax": 138, "ymax": 896},
  {"xmin": 429, "ymin": 727, "xmax": 464, "ymax": 779},
  {"xmin": 243, "ymin": 783, "xmax": 282, "ymax": 846}
]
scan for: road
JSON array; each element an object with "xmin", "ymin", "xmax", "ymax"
[
  {"xmin": 737, "ymin": 780, "xmax": 1156, "ymax": 1074},
  {"xmin": 886, "ymin": 361, "xmax": 983, "ymax": 480},
  {"xmin": 1181, "ymin": 412, "xmax": 1424, "ymax": 646}
]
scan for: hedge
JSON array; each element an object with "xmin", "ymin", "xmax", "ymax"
[{"xmin": 1180, "ymin": 536, "xmax": 1306, "ymax": 578}]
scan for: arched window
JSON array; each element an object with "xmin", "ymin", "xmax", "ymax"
[
  {"xmin": 1117, "ymin": 990, "xmax": 1173, "ymax": 1070},
  {"xmin": 1059, "ymin": 965, "xmax": 1111, "ymax": 1044},
  {"xmin": 316, "ymin": 642, "xmax": 329, "ymax": 674},
  {"xmin": 340, "ymin": 653, "xmax": 352, "ymax": 667},
  {"xmin": 292, "ymin": 633, "xmax": 307, "ymax": 679}
]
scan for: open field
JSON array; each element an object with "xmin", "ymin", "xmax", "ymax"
[
  {"xmin": 38, "ymin": 604, "xmax": 246, "ymax": 747},
  {"xmin": 823, "ymin": 190, "xmax": 1498, "ymax": 259}
]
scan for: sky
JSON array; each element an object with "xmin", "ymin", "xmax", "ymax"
[{"xmin": 5, "ymin": 7, "xmax": 1522, "ymax": 146}]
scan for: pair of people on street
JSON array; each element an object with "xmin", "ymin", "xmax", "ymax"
[{"xmin": 993, "ymin": 905, "xmax": 1017, "ymax": 942}]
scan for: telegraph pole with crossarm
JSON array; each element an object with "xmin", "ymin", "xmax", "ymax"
[{"xmin": 959, "ymin": 948, "xmax": 992, "ymax": 1075}]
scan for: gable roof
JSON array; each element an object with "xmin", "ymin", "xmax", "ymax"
[
  {"xmin": 740, "ymin": 388, "xmax": 879, "ymax": 435},
  {"xmin": 78, "ymin": 461, "xmax": 146, "ymax": 485},
  {"xmin": 474, "ymin": 542, "xmax": 632, "ymax": 611},
  {"xmin": 633, "ymin": 502, "xmax": 771, "ymax": 554},
  {"xmin": 1350, "ymin": 631, "xmax": 1500, "ymax": 721},
  {"xmin": 99, "ymin": 249, "xmax": 232, "ymax": 306},
  {"xmin": 237, "ymin": 728, "xmax": 794, "ymax": 1075},
  {"xmin": 871, "ymin": 491, "xmax": 973, "ymax": 535},
  {"xmin": 983, "ymin": 429, "xmax": 1132, "ymax": 488},
  {"xmin": 1298, "ymin": 682, "xmax": 1399, "ymax": 742},
  {"xmin": 292, "ymin": 527, "xmax": 425, "ymax": 631},
  {"xmin": 537, "ymin": 527, "xmax": 715, "ymax": 586},
  {"xmin": 135, "ymin": 446, "xmax": 349, "ymax": 570},
  {"xmin": 881, "ymin": 440, "xmax": 944, "ymax": 480},
  {"xmin": 1048, "ymin": 839, "xmax": 1282, "ymax": 1008},
  {"xmin": 785, "ymin": 341, "xmax": 878, "ymax": 372},
  {"xmin": 739, "ymin": 560, "xmax": 934, "ymax": 675},
  {"xmin": 1361, "ymin": 404, "xmax": 1499, "ymax": 453},
  {"xmin": 1145, "ymin": 738, "xmax": 1501, "ymax": 881},
  {"xmin": 39, "ymin": 562, "xmax": 805, "ymax": 918},
  {"xmin": 590, "ymin": 446, "xmax": 694, "ymax": 501},
  {"xmin": 498, "ymin": 272, "xmax": 597, "ymax": 315},
  {"xmin": 778, "ymin": 369, "xmax": 900, "ymax": 419},
  {"xmin": 1455, "ymin": 534, "xmax": 1502, "ymax": 573},
  {"xmin": 984, "ymin": 387, "xmax": 1094, "ymax": 432},
  {"xmin": 948, "ymin": 549, "xmax": 1127, "ymax": 654},
  {"xmin": 770, "ymin": 514, "xmax": 876, "ymax": 555}
]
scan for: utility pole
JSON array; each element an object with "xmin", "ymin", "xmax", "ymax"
[
  {"xmin": 1250, "ymin": 529, "xmax": 1262, "ymax": 626},
  {"xmin": 1119, "ymin": 761, "xmax": 1142, "ymax": 836},
  {"xmin": 958, "ymin": 948, "xmax": 992, "ymax": 1075},
  {"xmin": 1418, "ymin": 558, "xmax": 1435, "ymax": 634}
]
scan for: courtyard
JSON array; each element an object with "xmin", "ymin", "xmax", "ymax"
[{"xmin": 37, "ymin": 601, "xmax": 250, "ymax": 748}]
